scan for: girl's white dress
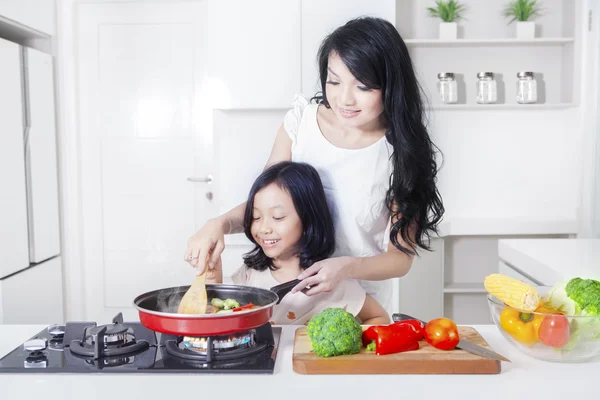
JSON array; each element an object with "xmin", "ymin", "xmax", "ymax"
[
  {"xmin": 232, "ymin": 265, "xmax": 366, "ymax": 325},
  {"xmin": 283, "ymin": 94, "xmax": 395, "ymax": 312}
]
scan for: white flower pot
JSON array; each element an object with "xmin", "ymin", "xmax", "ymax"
[
  {"xmin": 516, "ymin": 21, "xmax": 536, "ymax": 39},
  {"xmin": 439, "ymin": 22, "xmax": 457, "ymax": 40}
]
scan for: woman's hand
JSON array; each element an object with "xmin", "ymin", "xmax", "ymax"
[
  {"xmin": 291, "ymin": 256, "xmax": 353, "ymax": 296},
  {"xmin": 184, "ymin": 218, "xmax": 226, "ymax": 275}
]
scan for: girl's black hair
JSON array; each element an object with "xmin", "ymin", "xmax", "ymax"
[
  {"xmin": 312, "ymin": 16, "xmax": 444, "ymax": 255},
  {"xmin": 242, "ymin": 161, "xmax": 335, "ymax": 271}
]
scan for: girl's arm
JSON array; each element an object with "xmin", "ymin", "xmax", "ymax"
[
  {"xmin": 185, "ymin": 124, "xmax": 292, "ymax": 272},
  {"xmin": 357, "ymin": 295, "xmax": 391, "ymax": 325}
]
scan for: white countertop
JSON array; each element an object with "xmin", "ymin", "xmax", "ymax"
[
  {"xmin": 0, "ymin": 324, "xmax": 599, "ymax": 399},
  {"xmin": 498, "ymin": 238, "xmax": 600, "ymax": 285}
]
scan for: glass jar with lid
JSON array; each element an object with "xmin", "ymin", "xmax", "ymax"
[
  {"xmin": 437, "ymin": 72, "xmax": 458, "ymax": 104},
  {"xmin": 516, "ymin": 71, "xmax": 537, "ymax": 104},
  {"xmin": 476, "ymin": 72, "xmax": 497, "ymax": 104}
]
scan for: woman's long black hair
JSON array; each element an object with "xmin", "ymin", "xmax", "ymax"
[
  {"xmin": 312, "ymin": 17, "xmax": 444, "ymax": 255},
  {"xmin": 242, "ymin": 161, "xmax": 335, "ymax": 271}
]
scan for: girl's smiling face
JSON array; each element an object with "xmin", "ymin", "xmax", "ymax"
[
  {"xmin": 250, "ymin": 182, "xmax": 303, "ymax": 261},
  {"xmin": 325, "ymin": 51, "xmax": 384, "ymax": 129}
]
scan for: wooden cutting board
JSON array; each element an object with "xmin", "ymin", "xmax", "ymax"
[{"xmin": 293, "ymin": 326, "xmax": 501, "ymax": 374}]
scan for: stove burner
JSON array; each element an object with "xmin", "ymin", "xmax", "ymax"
[
  {"xmin": 88, "ymin": 324, "xmax": 129, "ymax": 344},
  {"xmin": 69, "ymin": 313, "xmax": 150, "ymax": 359},
  {"xmin": 183, "ymin": 331, "xmax": 254, "ymax": 352},
  {"xmin": 163, "ymin": 323, "xmax": 275, "ymax": 364}
]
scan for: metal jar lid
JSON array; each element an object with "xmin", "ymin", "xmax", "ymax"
[
  {"xmin": 437, "ymin": 72, "xmax": 455, "ymax": 80},
  {"xmin": 477, "ymin": 72, "xmax": 495, "ymax": 79},
  {"xmin": 517, "ymin": 71, "xmax": 535, "ymax": 78}
]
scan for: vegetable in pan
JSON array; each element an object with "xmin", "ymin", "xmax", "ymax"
[{"xmin": 210, "ymin": 297, "xmax": 257, "ymax": 314}]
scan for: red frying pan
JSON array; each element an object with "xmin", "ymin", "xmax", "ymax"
[{"xmin": 133, "ymin": 279, "xmax": 299, "ymax": 336}]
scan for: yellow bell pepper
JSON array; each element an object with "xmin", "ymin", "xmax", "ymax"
[{"xmin": 499, "ymin": 308, "xmax": 543, "ymax": 345}]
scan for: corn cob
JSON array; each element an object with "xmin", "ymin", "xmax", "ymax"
[{"xmin": 484, "ymin": 273, "xmax": 540, "ymax": 312}]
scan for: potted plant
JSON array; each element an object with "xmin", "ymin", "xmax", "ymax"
[
  {"xmin": 504, "ymin": 0, "xmax": 543, "ymax": 39},
  {"xmin": 427, "ymin": 0, "xmax": 466, "ymax": 40}
]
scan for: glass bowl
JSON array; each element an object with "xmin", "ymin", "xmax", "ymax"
[{"xmin": 487, "ymin": 286, "xmax": 600, "ymax": 363}]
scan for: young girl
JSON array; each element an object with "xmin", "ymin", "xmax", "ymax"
[
  {"xmin": 209, "ymin": 161, "xmax": 389, "ymax": 325},
  {"xmin": 186, "ymin": 17, "xmax": 444, "ymax": 313}
]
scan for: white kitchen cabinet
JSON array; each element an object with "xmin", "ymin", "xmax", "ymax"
[
  {"xmin": 0, "ymin": 0, "xmax": 56, "ymax": 36},
  {"xmin": 24, "ymin": 47, "xmax": 60, "ymax": 263},
  {"xmin": 207, "ymin": 0, "xmax": 301, "ymax": 109},
  {"xmin": 0, "ymin": 257, "xmax": 64, "ymax": 324},
  {"xmin": 397, "ymin": 238, "xmax": 444, "ymax": 320},
  {"xmin": 301, "ymin": 0, "xmax": 396, "ymax": 97},
  {"xmin": 0, "ymin": 38, "xmax": 29, "ymax": 279}
]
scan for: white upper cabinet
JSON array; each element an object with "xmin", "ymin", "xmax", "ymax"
[
  {"xmin": 207, "ymin": 0, "xmax": 301, "ymax": 109},
  {"xmin": 301, "ymin": 0, "xmax": 396, "ymax": 98},
  {"xmin": 0, "ymin": 38, "xmax": 30, "ymax": 278},
  {"xmin": 0, "ymin": 0, "xmax": 56, "ymax": 36},
  {"xmin": 25, "ymin": 47, "xmax": 61, "ymax": 263}
]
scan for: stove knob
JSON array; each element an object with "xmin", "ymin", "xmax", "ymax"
[{"xmin": 24, "ymin": 338, "xmax": 48, "ymax": 352}]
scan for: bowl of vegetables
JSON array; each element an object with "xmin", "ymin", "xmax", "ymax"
[{"xmin": 486, "ymin": 274, "xmax": 600, "ymax": 363}]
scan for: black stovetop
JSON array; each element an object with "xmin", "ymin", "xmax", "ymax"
[{"xmin": 0, "ymin": 316, "xmax": 281, "ymax": 374}]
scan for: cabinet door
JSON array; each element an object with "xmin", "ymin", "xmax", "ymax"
[
  {"xmin": 301, "ymin": 0, "xmax": 396, "ymax": 97},
  {"xmin": 0, "ymin": 0, "xmax": 56, "ymax": 36},
  {"xmin": 0, "ymin": 38, "xmax": 30, "ymax": 278},
  {"xmin": 1, "ymin": 257, "xmax": 64, "ymax": 324},
  {"xmin": 207, "ymin": 0, "xmax": 301, "ymax": 108},
  {"xmin": 25, "ymin": 47, "xmax": 61, "ymax": 263},
  {"xmin": 397, "ymin": 238, "xmax": 444, "ymax": 320}
]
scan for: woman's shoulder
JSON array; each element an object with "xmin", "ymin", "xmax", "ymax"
[{"xmin": 283, "ymin": 94, "xmax": 318, "ymax": 140}]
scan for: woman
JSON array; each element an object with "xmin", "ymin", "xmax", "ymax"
[{"xmin": 185, "ymin": 16, "xmax": 444, "ymax": 312}]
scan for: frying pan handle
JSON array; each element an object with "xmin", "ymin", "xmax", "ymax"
[{"xmin": 270, "ymin": 279, "xmax": 301, "ymax": 304}]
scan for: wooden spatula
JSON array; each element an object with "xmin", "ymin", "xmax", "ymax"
[{"xmin": 177, "ymin": 269, "xmax": 208, "ymax": 314}]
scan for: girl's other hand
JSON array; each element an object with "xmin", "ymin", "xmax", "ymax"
[
  {"xmin": 184, "ymin": 218, "xmax": 226, "ymax": 275},
  {"xmin": 291, "ymin": 256, "xmax": 352, "ymax": 296}
]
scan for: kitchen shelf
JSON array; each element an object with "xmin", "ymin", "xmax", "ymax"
[
  {"xmin": 405, "ymin": 38, "xmax": 575, "ymax": 47},
  {"xmin": 426, "ymin": 103, "xmax": 578, "ymax": 111},
  {"xmin": 443, "ymin": 283, "xmax": 487, "ymax": 293}
]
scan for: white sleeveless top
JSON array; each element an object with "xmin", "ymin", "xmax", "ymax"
[{"xmin": 283, "ymin": 94, "xmax": 394, "ymax": 312}]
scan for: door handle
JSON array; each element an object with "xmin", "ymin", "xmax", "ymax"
[{"xmin": 187, "ymin": 175, "xmax": 213, "ymax": 183}]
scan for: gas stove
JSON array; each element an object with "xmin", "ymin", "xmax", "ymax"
[{"xmin": 0, "ymin": 313, "xmax": 281, "ymax": 374}]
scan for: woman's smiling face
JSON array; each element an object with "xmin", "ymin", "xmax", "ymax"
[
  {"xmin": 325, "ymin": 51, "xmax": 384, "ymax": 129},
  {"xmin": 250, "ymin": 182, "xmax": 303, "ymax": 261}
]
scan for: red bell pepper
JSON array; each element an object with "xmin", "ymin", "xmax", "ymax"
[
  {"xmin": 232, "ymin": 303, "xmax": 254, "ymax": 312},
  {"xmin": 361, "ymin": 320, "xmax": 423, "ymax": 356},
  {"xmin": 394, "ymin": 319, "xmax": 424, "ymax": 341}
]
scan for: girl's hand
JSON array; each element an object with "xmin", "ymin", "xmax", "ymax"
[
  {"xmin": 205, "ymin": 256, "xmax": 223, "ymax": 284},
  {"xmin": 291, "ymin": 256, "xmax": 353, "ymax": 296},
  {"xmin": 184, "ymin": 218, "xmax": 226, "ymax": 275}
]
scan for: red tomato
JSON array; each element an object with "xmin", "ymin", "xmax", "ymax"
[
  {"xmin": 424, "ymin": 318, "xmax": 460, "ymax": 351},
  {"xmin": 539, "ymin": 314, "xmax": 570, "ymax": 348}
]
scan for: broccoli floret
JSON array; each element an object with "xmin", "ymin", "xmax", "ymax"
[
  {"xmin": 565, "ymin": 278, "xmax": 600, "ymax": 316},
  {"xmin": 306, "ymin": 308, "xmax": 362, "ymax": 357},
  {"xmin": 544, "ymin": 278, "xmax": 600, "ymax": 351}
]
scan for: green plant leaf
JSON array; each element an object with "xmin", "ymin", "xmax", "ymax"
[
  {"xmin": 503, "ymin": 0, "xmax": 543, "ymax": 24},
  {"xmin": 427, "ymin": 0, "xmax": 466, "ymax": 23}
]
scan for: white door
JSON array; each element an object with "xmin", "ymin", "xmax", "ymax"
[
  {"xmin": 77, "ymin": 2, "xmax": 214, "ymax": 322},
  {"xmin": 0, "ymin": 38, "xmax": 29, "ymax": 278}
]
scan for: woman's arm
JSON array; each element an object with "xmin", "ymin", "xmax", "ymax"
[
  {"xmin": 293, "ymin": 216, "xmax": 417, "ymax": 295},
  {"xmin": 358, "ymin": 294, "xmax": 391, "ymax": 325},
  {"xmin": 346, "ymin": 243, "xmax": 414, "ymax": 281}
]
